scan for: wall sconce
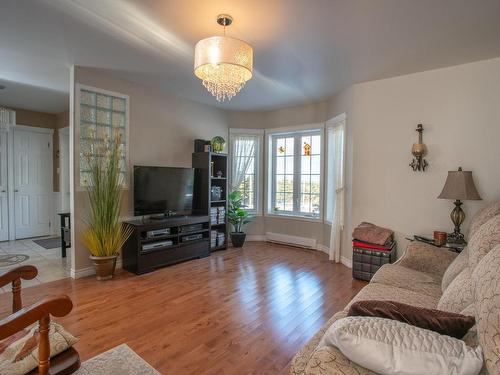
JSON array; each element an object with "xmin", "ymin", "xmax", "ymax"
[{"xmin": 409, "ymin": 124, "xmax": 428, "ymax": 171}]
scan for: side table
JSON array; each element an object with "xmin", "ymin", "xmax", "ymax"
[{"xmin": 406, "ymin": 234, "xmax": 466, "ymax": 253}]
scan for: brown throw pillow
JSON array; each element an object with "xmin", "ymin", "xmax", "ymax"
[{"xmin": 347, "ymin": 300, "xmax": 475, "ymax": 339}]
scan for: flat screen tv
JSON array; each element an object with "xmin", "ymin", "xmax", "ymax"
[{"xmin": 134, "ymin": 166, "xmax": 194, "ymax": 217}]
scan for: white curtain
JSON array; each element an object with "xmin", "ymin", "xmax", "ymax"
[
  {"xmin": 230, "ymin": 136, "xmax": 256, "ymax": 191},
  {"xmin": 327, "ymin": 121, "xmax": 346, "ymax": 262}
]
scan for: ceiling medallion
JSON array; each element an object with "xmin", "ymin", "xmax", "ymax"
[{"xmin": 194, "ymin": 14, "xmax": 253, "ymax": 102}]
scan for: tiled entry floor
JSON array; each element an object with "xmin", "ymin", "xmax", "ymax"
[{"xmin": 0, "ymin": 238, "xmax": 70, "ymax": 291}]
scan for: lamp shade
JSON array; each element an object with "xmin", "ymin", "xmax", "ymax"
[{"xmin": 438, "ymin": 169, "xmax": 482, "ymax": 200}]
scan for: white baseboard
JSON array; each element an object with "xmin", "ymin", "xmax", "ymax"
[
  {"xmin": 245, "ymin": 234, "xmax": 267, "ymax": 241},
  {"xmin": 70, "ymin": 258, "xmax": 123, "ymax": 279},
  {"xmin": 315, "ymin": 244, "xmax": 353, "ymax": 268}
]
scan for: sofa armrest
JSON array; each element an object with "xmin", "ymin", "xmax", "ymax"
[{"xmin": 395, "ymin": 241, "xmax": 458, "ymax": 277}]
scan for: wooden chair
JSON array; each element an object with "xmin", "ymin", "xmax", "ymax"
[{"xmin": 0, "ymin": 265, "xmax": 80, "ymax": 375}]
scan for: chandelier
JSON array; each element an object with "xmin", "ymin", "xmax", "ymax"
[{"xmin": 194, "ymin": 14, "xmax": 253, "ymax": 102}]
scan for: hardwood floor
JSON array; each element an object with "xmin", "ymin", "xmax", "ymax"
[{"xmin": 0, "ymin": 242, "xmax": 366, "ymax": 374}]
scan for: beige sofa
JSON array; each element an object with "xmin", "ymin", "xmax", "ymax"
[{"xmin": 291, "ymin": 201, "xmax": 500, "ymax": 375}]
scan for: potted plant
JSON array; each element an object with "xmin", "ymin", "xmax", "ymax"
[
  {"xmin": 227, "ymin": 191, "xmax": 253, "ymax": 247},
  {"xmin": 83, "ymin": 128, "xmax": 132, "ymax": 280}
]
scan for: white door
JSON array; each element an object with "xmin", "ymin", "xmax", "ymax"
[
  {"xmin": 0, "ymin": 133, "xmax": 9, "ymax": 241},
  {"xmin": 14, "ymin": 129, "xmax": 52, "ymax": 239}
]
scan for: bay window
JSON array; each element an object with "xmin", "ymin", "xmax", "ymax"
[{"xmin": 268, "ymin": 128, "xmax": 322, "ymax": 219}]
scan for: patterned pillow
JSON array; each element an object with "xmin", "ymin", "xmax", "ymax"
[
  {"xmin": 319, "ymin": 316, "xmax": 483, "ymax": 375},
  {"xmin": 468, "ymin": 214, "xmax": 500, "ymax": 270},
  {"xmin": 438, "ymin": 267, "xmax": 474, "ymax": 313},
  {"xmin": 442, "ymin": 247, "xmax": 469, "ymax": 292},
  {"xmin": 469, "ymin": 200, "xmax": 500, "ymax": 238},
  {"xmin": 0, "ymin": 322, "xmax": 78, "ymax": 375},
  {"xmin": 471, "ymin": 245, "xmax": 500, "ymax": 374}
]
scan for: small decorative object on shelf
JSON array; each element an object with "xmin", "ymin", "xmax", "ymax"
[
  {"xmin": 216, "ymin": 170, "xmax": 223, "ymax": 178},
  {"xmin": 211, "ymin": 136, "xmax": 225, "ymax": 153},
  {"xmin": 437, "ymin": 167, "xmax": 482, "ymax": 244},
  {"xmin": 433, "ymin": 231, "xmax": 447, "ymax": 246},
  {"xmin": 409, "ymin": 124, "xmax": 428, "ymax": 172},
  {"xmin": 303, "ymin": 142, "xmax": 311, "ymax": 156}
]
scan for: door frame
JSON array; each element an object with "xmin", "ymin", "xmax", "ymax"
[{"xmin": 8, "ymin": 124, "xmax": 54, "ymax": 240}]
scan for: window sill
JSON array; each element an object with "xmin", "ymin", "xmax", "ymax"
[{"xmin": 264, "ymin": 213, "xmax": 323, "ymax": 223}]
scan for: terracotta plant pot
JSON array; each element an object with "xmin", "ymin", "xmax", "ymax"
[
  {"xmin": 230, "ymin": 232, "xmax": 246, "ymax": 248},
  {"xmin": 90, "ymin": 255, "xmax": 117, "ymax": 280}
]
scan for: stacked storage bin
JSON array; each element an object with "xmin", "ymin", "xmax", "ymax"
[{"xmin": 352, "ymin": 241, "xmax": 396, "ymax": 281}]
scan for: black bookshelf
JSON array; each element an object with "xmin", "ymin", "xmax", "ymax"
[{"xmin": 192, "ymin": 152, "xmax": 228, "ymax": 252}]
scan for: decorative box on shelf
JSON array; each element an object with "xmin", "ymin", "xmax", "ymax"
[{"xmin": 352, "ymin": 240, "xmax": 397, "ymax": 281}]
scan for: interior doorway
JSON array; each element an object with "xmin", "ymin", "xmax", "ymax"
[{"xmin": 0, "ymin": 125, "xmax": 54, "ymax": 241}]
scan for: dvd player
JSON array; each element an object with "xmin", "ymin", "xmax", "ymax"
[
  {"xmin": 146, "ymin": 228, "xmax": 170, "ymax": 238},
  {"xmin": 142, "ymin": 240, "xmax": 173, "ymax": 251}
]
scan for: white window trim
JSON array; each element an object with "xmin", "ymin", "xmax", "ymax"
[
  {"xmin": 75, "ymin": 83, "xmax": 130, "ymax": 191},
  {"xmin": 324, "ymin": 113, "xmax": 346, "ymax": 225},
  {"xmin": 228, "ymin": 128, "xmax": 264, "ymax": 215},
  {"xmin": 265, "ymin": 124, "xmax": 325, "ymax": 222}
]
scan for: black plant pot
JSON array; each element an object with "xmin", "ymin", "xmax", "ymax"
[{"xmin": 230, "ymin": 232, "xmax": 246, "ymax": 248}]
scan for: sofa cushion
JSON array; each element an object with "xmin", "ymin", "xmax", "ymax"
[
  {"xmin": 290, "ymin": 310, "xmax": 348, "ymax": 375},
  {"xmin": 347, "ymin": 283, "xmax": 439, "ymax": 310},
  {"xmin": 370, "ymin": 264, "xmax": 442, "ymax": 299},
  {"xmin": 319, "ymin": 316, "xmax": 483, "ymax": 375},
  {"xmin": 471, "ymin": 245, "xmax": 500, "ymax": 374},
  {"xmin": 0, "ymin": 322, "xmax": 78, "ymax": 375},
  {"xmin": 348, "ymin": 300, "xmax": 475, "ymax": 339},
  {"xmin": 468, "ymin": 214, "xmax": 500, "ymax": 270},
  {"xmin": 304, "ymin": 344, "xmax": 376, "ymax": 375},
  {"xmin": 442, "ymin": 247, "xmax": 469, "ymax": 292},
  {"xmin": 469, "ymin": 200, "xmax": 500, "ymax": 238},
  {"xmin": 438, "ymin": 267, "xmax": 474, "ymax": 313}
]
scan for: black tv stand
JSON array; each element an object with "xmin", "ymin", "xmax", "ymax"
[
  {"xmin": 148, "ymin": 211, "xmax": 180, "ymax": 220},
  {"xmin": 122, "ymin": 214, "xmax": 210, "ymax": 274}
]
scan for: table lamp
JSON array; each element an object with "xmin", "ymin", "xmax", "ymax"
[{"xmin": 438, "ymin": 167, "xmax": 482, "ymax": 243}]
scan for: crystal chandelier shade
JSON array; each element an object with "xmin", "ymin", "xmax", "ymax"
[{"xmin": 194, "ymin": 16, "xmax": 253, "ymax": 102}]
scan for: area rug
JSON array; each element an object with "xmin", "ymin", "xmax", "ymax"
[
  {"xmin": 0, "ymin": 254, "xmax": 29, "ymax": 268},
  {"xmin": 74, "ymin": 344, "xmax": 160, "ymax": 375},
  {"xmin": 33, "ymin": 237, "xmax": 61, "ymax": 249}
]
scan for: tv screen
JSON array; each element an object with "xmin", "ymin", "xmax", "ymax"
[{"xmin": 134, "ymin": 166, "xmax": 194, "ymax": 216}]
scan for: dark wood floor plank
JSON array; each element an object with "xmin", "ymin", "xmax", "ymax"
[{"xmin": 0, "ymin": 242, "xmax": 365, "ymax": 374}]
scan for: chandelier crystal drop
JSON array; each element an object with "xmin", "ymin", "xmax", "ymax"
[{"xmin": 194, "ymin": 15, "xmax": 253, "ymax": 102}]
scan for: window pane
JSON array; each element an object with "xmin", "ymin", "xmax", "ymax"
[
  {"xmin": 276, "ymin": 157, "xmax": 285, "ymax": 174},
  {"xmin": 285, "ymin": 156, "xmax": 294, "ymax": 174},
  {"xmin": 113, "ymin": 97, "xmax": 126, "ymax": 112},
  {"xmin": 311, "ymin": 195, "xmax": 320, "ymax": 214},
  {"xmin": 284, "ymin": 175, "xmax": 294, "ymax": 193},
  {"xmin": 246, "ymin": 174, "xmax": 254, "ymax": 192},
  {"xmin": 81, "ymin": 91, "xmax": 96, "ymax": 106},
  {"xmin": 311, "ymin": 155, "xmax": 321, "ymax": 174},
  {"xmin": 97, "ymin": 94, "xmax": 112, "ymax": 109},
  {"xmin": 301, "ymin": 155, "xmax": 310, "ymax": 174},
  {"xmin": 81, "ymin": 106, "xmax": 96, "ymax": 123},
  {"xmin": 311, "ymin": 175, "xmax": 320, "ymax": 194},
  {"xmin": 301, "ymin": 175, "xmax": 311, "ymax": 193},
  {"xmin": 284, "ymin": 193, "xmax": 294, "ymax": 211},
  {"xmin": 311, "ymin": 135, "xmax": 321, "ymax": 155},
  {"xmin": 276, "ymin": 138, "xmax": 286, "ymax": 155},
  {"xmin": 245, "ymin": 191, "xmax": 254, "ymax": 209},
  {"xmin": 97, "ymin": 109, "xmax": 111, "ymax": 125},
  {"xmin": 112, "ymin": 111, "xmax": 125, "ymax": 128},
  {"xmin": 302, "ymin": 136, "xmax": 311, "ymax": 156},
  {"xmin": 285, "ymin": 137, "xmax": 294, "ymax": 156},
  {"xmin": 275, "ymin": 194, "xmax": 285, "ymax": 211},
  {"xmin": 276, "ymin": 175, "xmax": 285, "ymax": 192},
  {"xmin": 300, "ymin": 194, "xmax": 311, "ymax": 213}
]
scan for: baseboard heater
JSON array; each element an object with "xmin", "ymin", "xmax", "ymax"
[{"xmin": 266, "ymin": 232, "xmax": 317, "ymax": 249}]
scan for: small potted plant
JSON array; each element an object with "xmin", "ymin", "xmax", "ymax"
[
  {"xmin": 83, "ymin": 128, "xmax": 132, "ymax": 280},
  {"xmin": 228, "ymin": 191, "xmax": 253, "ymax": 247}
]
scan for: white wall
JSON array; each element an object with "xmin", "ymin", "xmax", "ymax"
[
  {"xmin": 328, "ymin": 57, "xmax": 500, "ymax": 260},
  {"xmin": 70, "ymin": 67, "xmax": 229, "ymax": 275}
]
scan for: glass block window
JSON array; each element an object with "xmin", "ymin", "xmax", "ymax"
[
  {"xmin": 79, "ymin": 88, "xmax": 128, "ymax": 187},
  {"xmin": 269, "ymin": 129, "xmax": 322, "ymax": 218}
]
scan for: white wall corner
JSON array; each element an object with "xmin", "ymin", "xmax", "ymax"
[{"xmin": 315, "ymin": 243, "xmax": 353, "ymax": 269}]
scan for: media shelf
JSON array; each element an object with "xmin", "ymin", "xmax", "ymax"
[
  {"xmin": 192, "ymin": 151, "xmax": 228, "ymax": 252},
  {"xmin": 122, "ymin": 215, "xmax": 210, "ymax": 274}
]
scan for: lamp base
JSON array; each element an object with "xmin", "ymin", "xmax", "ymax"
[{"xmin": 448, "ymin": 199, "xmax": 466, "ymax": 244}]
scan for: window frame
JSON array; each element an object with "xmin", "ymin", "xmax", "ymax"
[
  {"xmin": 265, "ymin": 125, "xmax": 324, "ymax": 221},
  {"xmin": 228, "ymin": 128, "xmax": 264, "ymax": 215}
]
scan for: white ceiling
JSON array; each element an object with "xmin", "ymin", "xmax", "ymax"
[{"xmin": 1, "ymin": 0, "xmax": 500, "ymax": 113}]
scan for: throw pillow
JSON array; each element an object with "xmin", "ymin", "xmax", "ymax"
[
  {"xmin": 0, "ymin": 322, "xmax": 78, "ymax": 375},
  {"xmin": 442, "ymin": 247, "xmax": 469, "ymax": 292},
  {"xmin": 348, "ymin": 300, "xmax": 475, "ymax": 339},
  {"xmin": 438, "ymin": 267, "xmax": 474, "ymax": 313},
  {"xmin": 319, "ymin": 316, "xmax": 483, "ymax": 375}
]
